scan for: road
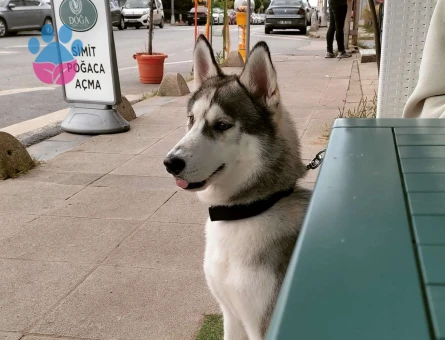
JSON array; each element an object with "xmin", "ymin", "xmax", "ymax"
[{"xmin": 0, "ymin": 24, "xmax": 313, "ymax": 129}]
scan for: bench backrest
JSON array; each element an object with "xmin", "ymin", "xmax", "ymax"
[{"xmin": 377, "ymin": 0, "xmax": 437, "ymax": 118}]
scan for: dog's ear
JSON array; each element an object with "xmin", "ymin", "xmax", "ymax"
[
  {"xmin": 239, "ymin": 42, "xmax": 278, "ymax": 107},
  {"xmin": 194, "ymin": 34, "xmax": 222, "ymax": 88}
]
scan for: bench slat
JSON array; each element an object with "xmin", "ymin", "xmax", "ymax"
[
  {"xmin": 418, "ymin": 246, "xmax": 445, "ymax": 284},
  {"xmin": 395, "ymin": 128, "xmax": 445, "ymax": 135},
  {"xmin": 404, "ymin": 174, "xmax": 445, "ymax": 192},
  {"xmin": 399, "ymin": 146, "xmax": 445, "ymax": 158},
  {"xmin": 427, "ymin": 286, "xmax": 445, "ymax": 339},
  {"xmin": 267, "ymin": 128, "xmax": 430, "ymax": 340},
  {"xmin": 334, "ymin": 118, "xmax": 445, "ymax": 128},
  {"xmin": 408, "ymin": 193, "xmax": 445, "ymax": 215},
  {"xmin": 397, "ymin": 135, "xmax": 445, "ymax": 145},
  {"xmin": 401, "ymin": 159, "xmax": 445, "ymax": 173},
  {"xmin": 413, "ymin": 216, "xmax": 445, "ymax": 245}
]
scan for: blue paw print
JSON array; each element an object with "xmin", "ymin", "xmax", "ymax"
[
  {"xmin": 28, "ymin": 24, "xmax": 83, "ymax": 65},
  {"xmin": 28, "ymin": 24, "xmax": 83, "ymax": 85}
]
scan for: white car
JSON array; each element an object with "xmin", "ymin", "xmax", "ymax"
[
  {"xmin": 212, "ymin": 8, "xmax": 224, "ymax": 24},
  {"xmin": 121, "ymin": 0, "xmax": 164, "ymax": 29}
]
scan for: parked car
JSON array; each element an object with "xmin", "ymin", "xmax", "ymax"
[
  {"xmin": 228, "ymin": 9, "xmax": 236, "ymax": 24},
  {"xmin": 139, "ymin": 0, "xmax": 163, "ymax": 28},
  {"xmin": 258, "ymin": 13, "xmax": 265, "ymax": 24},
  {"xmin": 212, "ymin": 7, "xmax": 224, "ymax": 24},
  {"xmin": 265, "ymin": 0, "xmax": 309, "ymax": 35},
  {"xmin": 121, "ymin": 0, "xmax": 163, "ymax": 29},
  {"xmin": 187, "ymin": 6, "xmax": 207, "ymax": 25},
  {"xmin": 0, "ymin": 0, "xmax": 52, "ymax": 38},
  {"xmin": 302, "ymin": 0, "xmax": 312, "ymax": 25},
  {"xmin": 109, "ymin": 1, "xmax": 125, "ymax": 30}
]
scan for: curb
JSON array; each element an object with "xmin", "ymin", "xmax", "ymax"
[
  {"xmin": 1, "ymin": 87, "xmax": 183, "ymax": 148},
  {"xmin": 17, "ymin": 78, "xmax": 196, "ymax": 161}
]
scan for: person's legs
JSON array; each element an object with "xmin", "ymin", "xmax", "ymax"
[
  {"xmin": 326, "ymin": 6, "xmax": 335, "ymax": 53},
  {"xmin": 333, "ymin": 4, "xmax": 348, "ymax": 52}
]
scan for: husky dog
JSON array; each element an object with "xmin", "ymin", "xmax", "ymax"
[{"xmin": 164, "ymin": 35, "xmax": 311, "ymax": 340}]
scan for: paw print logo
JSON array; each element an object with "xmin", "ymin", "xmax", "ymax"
[{"xmin": 28, "ymin": 24, "xmax": 83, "ymax": 85}]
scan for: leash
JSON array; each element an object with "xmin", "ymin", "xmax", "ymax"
[{"xmin": 306, "ymin": 148, "xmax": 326, "ymax": 170}]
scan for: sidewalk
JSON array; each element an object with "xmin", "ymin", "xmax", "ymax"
[{"xmin": 0, "ymin": 53, "xmax": 378, "ymax": 340}]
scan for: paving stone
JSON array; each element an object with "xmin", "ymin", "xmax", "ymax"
[
  {"xmin": 0, "ymin": 181, "xmax": 83, "ymax": 215},
  {"xmin": 15, "ymin": 170, "xmax": 102, "ymax": 186},
  {"xmin": 21, "ymin": 337, "xmax": 79, "ymax": 340},
  {"xmin": 298, "ymin": 181, "xmax": 315, "ymax": 191},
  {"xmin": 131, "ymin": 111, "xmax": 185, "ymax": 127},
  {"xmin": 92, "ymin": 174, "xmax": 178, "ymax": 191},
  {"xmin": 293, "ymin": 118, "xmax": 311, "ymax": 130},
  {"xmin": 312, "ymin": 108, "xmax": 341, "ymax": 119},
  {"xmin": 27, "ymin": 140, "xmax": 82, "ymax": 162},
  {"xmin": 0, "ymin": 258, "xmax": 90, "ymax": 331},
  {"xmin": 105, "ymin": 221, "xmax": 204, "ymax": 271},
  {"xmin": 141, "ymin": 138, "xmax": 179, "ymax": 157},
  {"xmin": 48, "ymin": 133, "xmax": 91, "ymax": 143},
  {"xmin": 0, "ymin": 332, "xmax": 22, "ymax": 340},
  {"xmin": 47, "ymin": 186, "xmax": 174, "ymax": 221},
  {"xmin": 301, "ymin": 118, "xmax": 335, "ymax": 145},
  {"xmin": 0, "ymin": 214, "xmax": 37, "ymax": 242},
  {"xmin": 40, "ymin": 152, "xmax": 133, "ymax": 175},
  {"xmin": 32, "ymin": 266, "xmax": 218, "ymax": 340},
  {"xmin": 0, "ymin": 214, "xmax": 38, "ymax": 242},
  {"xmin": 0, "ymin": 216, "xmax": 139, "ymax": 264},
  {"xmin": 111, "ymin": 153, "xmax": 170, "ymax": 178},
  {"xmin": 149, "ymin": 191, "xmax": 208, "ymax": 224},
  {"xmin": 287, "ymin": 108, "xmax": 314, "ymax": 120},
  {"xmin": 71, "ymin": 132, "xmax": 159, "ymax": 155}
]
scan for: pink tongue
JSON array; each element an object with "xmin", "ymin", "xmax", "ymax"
[{"xmin": 175, "ymin": 178, "xmax": 189, "ymax": 189}]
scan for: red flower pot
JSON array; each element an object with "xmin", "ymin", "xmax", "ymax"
[{"xmin": 133, "ymin": 53, "xmax": 168, "ymax": 84}]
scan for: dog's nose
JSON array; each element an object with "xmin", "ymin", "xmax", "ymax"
[{"xmin": 164, "ymin": 156, "xmax": 186, "ymax": 175}]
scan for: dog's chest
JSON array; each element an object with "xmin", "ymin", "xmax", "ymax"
[{"xmin": 203, "ymin": 218, "xmax": 275, "ymax": 294}]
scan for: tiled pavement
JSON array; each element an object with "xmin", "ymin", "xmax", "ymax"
[{"xmin": 0, "ymin": 53, "xmax": 378, "ymax": 340}]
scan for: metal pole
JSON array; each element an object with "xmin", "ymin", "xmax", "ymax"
[
  {"xmin": 246, "ymin": 0, "xmax": 251, "ymax": 59},
  {"xmin": 171, "ymin": 0, "xmax": 175, "ymax": 24},
  {"xmin": 321, "ymin": 0, "xmax": 327, "ymax": 27}
]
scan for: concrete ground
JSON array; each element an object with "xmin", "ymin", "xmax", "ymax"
[{"xmin": 0, "ymin": 47, "xmax": 378, "ymax": 340}]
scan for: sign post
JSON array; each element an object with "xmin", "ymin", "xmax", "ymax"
[{"xmin": 51, "ymin": 0, "xmax": 129, "ymax": 134}]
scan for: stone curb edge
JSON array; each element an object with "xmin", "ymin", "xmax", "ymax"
[{"xmin": 1, "ymin": 79, "xmax": 195, "ymax": 148}]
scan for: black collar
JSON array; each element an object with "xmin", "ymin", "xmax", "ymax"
[{"xmin": 208, "ymin": 188, "xmax": 294, "ymax": 222}]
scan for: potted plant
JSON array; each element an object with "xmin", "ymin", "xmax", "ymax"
[{"xmin": 132, "ymin": 0, "xmax": 168, "ymax": 84}]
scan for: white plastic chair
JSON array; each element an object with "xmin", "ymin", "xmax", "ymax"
[{"xmin": 376, "ymin": 0, "xmax": 438, "ymax": 118}]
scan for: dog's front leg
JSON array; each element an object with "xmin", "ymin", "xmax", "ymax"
[{"xmin": 222, "ymin": 306, "xmax": 248, "ymax": 340}]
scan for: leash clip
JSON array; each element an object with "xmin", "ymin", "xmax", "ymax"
[{"xmin": 306, "ymin": 148, "xmax": 326, "ymax": 170}]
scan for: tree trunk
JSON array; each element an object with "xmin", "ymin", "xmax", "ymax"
[
  {"xmin": 367, "ymin": 0, "xmax": 380, "ymax": 73},
  {"xmin": 171, "ymin": 0, "xmax": 175, "ymax": 24},
  {"xmin": 148, "ymin": 0, "xmax": 154, "ymax": 55}
]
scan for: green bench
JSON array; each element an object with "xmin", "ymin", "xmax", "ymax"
[{"xmin": 267, "ymin": 119, "xmax": 445, "ymax": 340}]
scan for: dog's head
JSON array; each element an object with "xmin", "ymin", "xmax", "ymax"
[{"xmin": 164, "ymin": 35, "xmax": 304, "ymax": 205}]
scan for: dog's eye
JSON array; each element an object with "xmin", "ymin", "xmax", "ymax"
[{"xmin": 214, "ymin": 122, "xmax": 232, "ymax": 132}]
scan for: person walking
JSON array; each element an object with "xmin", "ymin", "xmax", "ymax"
[{"xmin": 325, "ymin": 0, "xmax": 352, "ymax": 58}]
